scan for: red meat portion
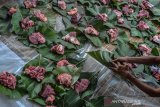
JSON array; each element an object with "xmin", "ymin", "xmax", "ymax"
[
  {"xmin": 41, "ymin": 85, "xmax": 55, "ymax": 98},
  {"xmin": 58, "ymin": 0, "xmax": 66, "ymax": 10},
  {"xmin": 96, "ymin": 13, "xmax": 108, "ymax": 22},
  {"xmin": 8, "ymin": 7, "xmax": 17, "ymax": 15},
  {"xmin": 29, "ymin": 32, "xmax": 46, "ymax": 44},
  {"xmin": 46, "ymin": 95, "xmax": 55, "ymax": 104},
  {"xmin": 107, "ymin": 28, "xmax": 118, "ymax": 42},
  {"xmin": 51, "ymin": 44, "xmax": 65, "ymax": 55},
  {"xmin": 24, "ymin": 0, "xmax": 38, "ymax": 9},
  {"xmin": 84, "ymin": 25, "xmax": 99, "ymax": 36},
  {"xmin": 74, "ymin": 79, "xmax": 90, "ymax": 93},
  {"xmin": 56, "ymin": 73, "xmax": 72, "ymax": 87},
  {"xmin": 34, "ymin": 10, "xmax": 47, "ymax": 22},
  {"xmin": 62, "ymin": 32, "xmax": 80, "ymax": 45},
  {"xmin": 0, "ymin": 72, "xmax": 16, "ymax": 89},
  {"xmin": 140, "ymin": 0, "xmax": 153, "ymax": 9},
  {"xmin": 57, "ymin": 59, "xmax": 75, "ymax": 67},
  {"xmin": 137, "ymin": 21, "xmax": 149, "ymax": 31},
  {"xmin": 25, "ymin": 66, "xmax": 46, "ymax": 81},
  {"xmin": 122, "ymin": 5, "xmax": 134, "ymax": 15},
  {"xmin": 20, "ymin": 17, "xmax": 34, "ymax": 30}
]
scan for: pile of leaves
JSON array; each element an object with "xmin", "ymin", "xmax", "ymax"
[{"xmin": 0, "ymin": 0, "xmax": 160, "ymax": 106}]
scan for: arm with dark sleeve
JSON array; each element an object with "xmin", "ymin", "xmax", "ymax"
[
  {"xmin": 126, "ymin": 56, "xmax": 160, "ymax": 65},
  {"xmin": 127, "ymin": 74, "xmax": 160, "ymax": 97}
]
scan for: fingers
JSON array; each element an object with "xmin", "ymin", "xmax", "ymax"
[
  {"xmin": 117, "ymin": 62, "xmax": 121, "ymax": 66},
  {"xmin": 110, "ymin": 62, "xmax": 118, "ymax": 68},
  {"xmin": 112, "ymin": 59, "xmax": 119, "ymax": 62},
  {"xmin": 124, "ymin": 63, "xmax": 132, "ymax": 70},
  {"xmin": 108, "ymin": 67, "xmax": 116, "ymax": 71}
]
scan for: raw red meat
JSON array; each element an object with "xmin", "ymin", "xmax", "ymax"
[
  {"xmin": 74, "ymin": 79, "xmax": 90, "ymax": 93},
  {"xmin": 56, "ymin": 73, "xmax": 72, "ymax": 87},
  {"xmin": 8, "ymin": 7, "xmax": 17, "ymax": 15},
  {"xmin": 96, "ymin": 13, "xmax": 108, "ymax": 22},
  {"xmin": 137, "ymin": 10, "xmax": 149, "ymax": 19},
  {"xmin": 122, "ymin": 5, "xmax": 134, "ymax": 15},
  {"xmin": 20, "ymin": 17, "xmax": 34, "ymax": 30},
  {"xmin": 46, "ymin": 95, "xmax": 55, "ymax": 104},
  {"xmin": 84, "ymin": 25, "xmax": 99, "ymax": 36},
  {"xmin": 51, "ymin": 44, "xmax": 65, "ymax": 55},
  {"xmin": 62, "ymin": 32, "xmax": 80, "ymax": 45},
  {"xmin": 25, "ymin": 66, "xmax": 46, "ymax": 81},
  {"xmin": 138, "ymin": 44, "xmax": 151, "ymax": 56},
  {"xmin": 137, "ymin": 21, "xmax": 149, "ymax": 30},
  {"xmin": 57, "ymin": 59, "xmax": 75, "ymax": 67},
  {"xmin": 34, "ymin": 10, "xmax": 47, "ymax": 22},
  {"xmin": 0, "ymin": 72, "xmax": 16, "ymax": 89},
  {"xmin": 107, "ymin": 28, "xmax": 118, "ymax": 42},
  {"xmin": 24, "ymin": 0, "xmax": 38, "ymax": 9},
  {"xmin": 29, "ymin": 32, "xmax": 46, "ymax": 44},
  {"xmin": 58, "ymin": 0, "xmax": 66, "ymax": 10},
  {"xmin": 140, "ymin": 0, "xmax": 154, "ymax": 9},
  {"xmin": 41, "ymin": 85, "xmax": 55, "ymax": 98}
]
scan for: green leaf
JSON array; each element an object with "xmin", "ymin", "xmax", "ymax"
[
  {"xmin": 63, "ymin": 17, "xmax": 72, "ymax": 28},
  {"xmin": 56, "ymin": 39, "xmax": 76, "ymax": 49},
  {"xmin": 54, "ymin": 85, "xmax": 66, "ymax": 93},
  {"xmin": 37, "ymin": 46, "xmax": 62, "ymax": 61},
  {"xmin": 17, "ymin": 75, "xmax": 33, "ymax": 90},
  {"xmin": 26, "ymin": 55, "xmax": 49, "ymax": 66},
  {"xmin": 0, "ymin": 84, "xmax": 23, "ymax": 99},
  {"xmin": 151, "ymin": 8, "xmax": 160, "ymax": 16},
  {"xmin": 85, "ymin": 96, "xmax": 104, "ymax": 107},
  {"xmin": 117, "ymin": 30, "xmax": 129, "ymax": 42},
  {"xmin": 11, "ymin": 7, "xmax": 23, "ymax": 34},
  {"xmin": 88, "ymin": 50, "xmax": 113, "ymax": 67},
  {"xmin": 132, "ymin": 64, "xmax": 144, "ymax": 76},
  {"xmin": 38, "ymin": 26, "xmax": 58, "ymax": 44},
  {"xmin": 114, "ymin": 41, "xmax": 137, "ymax": 57},
  {"xmin": 131, "ymin": 28, "xmax": 142, "ymax": 37},
  {"xmin": 52, "ymin": 1, "xmax": 67, "ymax": 16},
  {"xmin": 30, "ymin": 83, "xmax": 42, "ymax": 98},
  {"xmin": 81, "ymin": 90, "xmax": 94, "ymax": 99},
  {"xmin": 62, "ymin": 90, "xmax": 82, "ymax": 107},
  {"xmin": 42, "ymin": 74, "xmax": 55, "ymax": 84},
  {"xmin": 86, "ymin": 7, "xmax": 98, "ymax": 16},
  {"xmin": 0, "ymin": 7, "xmax": 8, "ymax": 19},
  {"xmin": 86, "ymin": 35, "xmax": 102, "ymax": 47},
  {"xmin": 151, "ymin": 47, "xmax": 160, "ymax": 56},
  {"xmin": 29, "ymin": 97, "xmax": 46, "ymax": 106},
  {"xmin": 0, "ymin": 19, "xmax": 10, "ymax": 34}
]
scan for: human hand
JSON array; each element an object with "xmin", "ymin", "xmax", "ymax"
[
  {"xmin": 109, "ymin": 62, "xmax": 131, "ymax": 78},
  {"xmin": 112, "ymin": 57, "xmax": 128, "ymax": 63}
]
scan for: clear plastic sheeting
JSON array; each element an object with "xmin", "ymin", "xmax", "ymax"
[
  {"xmin": 0, "ymin": 35, "xmax": 38, "ymax": 107},
  {"xmin": 0, "ymin": 42, "xmax": 25, "ymax": 74},
  {"xmin": 80, "ymin": 44, "xmax": 160, "ymax": 107},
  {"xmin": 71, "ymin": 41, "xmax": 160, "ymax": 107},
  {"xmin": 0, "ymin": 95, "xmax": 38, "ymax": 107},
  {"xmin": 0, "ymin": 35, "xmax": 38, "ymax": 74}
]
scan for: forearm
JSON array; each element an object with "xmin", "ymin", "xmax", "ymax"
[
  {"xmin": 127, "ymin": 74, "xmax": 160, "ymax": 97},
  {"xmin": 126, "ymin": 56, "xmax": 160, "ymax": 65}
]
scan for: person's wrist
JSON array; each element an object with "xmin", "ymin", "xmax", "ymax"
[
  {"xmin": 121, "ymin": 71, "xmax": 130, "ymax": 78},
  {"xmin": 126, "ymin": 73, "xmax": 134, "ymax": 80}
]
